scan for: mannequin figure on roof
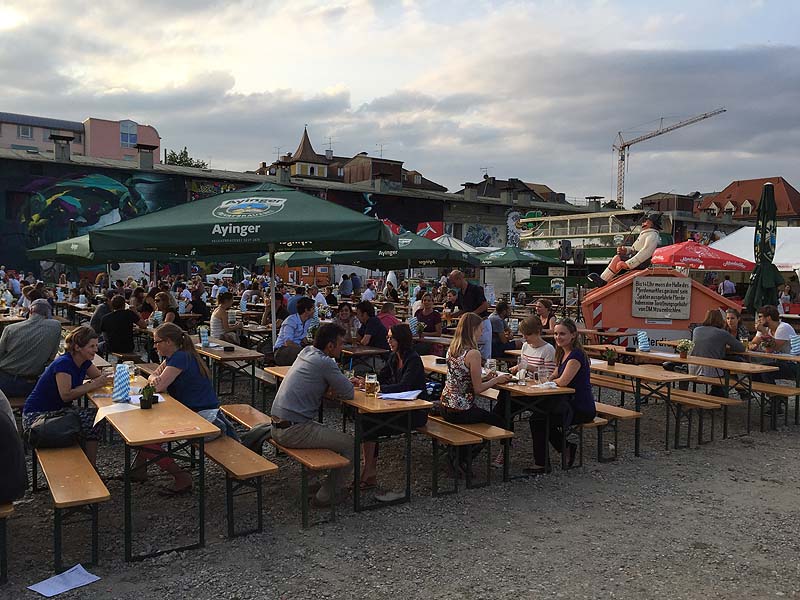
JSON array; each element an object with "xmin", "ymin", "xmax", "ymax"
[{"xmin": 588, "ymin": 212, "xmax": 663, "ymax": 287}]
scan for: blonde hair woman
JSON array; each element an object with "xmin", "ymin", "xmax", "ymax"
[{"xmin": 441, "ymin": 313, "xmax": 510, "ymax": 470}]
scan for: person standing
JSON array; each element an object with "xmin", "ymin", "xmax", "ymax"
[
  {"xmin": 0, "ymin": 299, "xmax": 62, "ymax": 397},
  {"xmin": 270, "ymin": 323, "xmax": 358, "ymax": 507},
  {"xmin": 100, "ymin": 295, "xmax": 147, "ymax": 355},
  {"xmin": 350, "ymin": 272, "xmax": 362, "ymax": 296},
  {"xmin": 338, "ymin": 274, "xmax": 353, "ymax": 299},
  {"xmin": 448, "ymin": 270, "xmax": 492, "ymax": 360},
  {"xmin": 718, "ymin": 275, "xmax": 737, "ymax": 298}
]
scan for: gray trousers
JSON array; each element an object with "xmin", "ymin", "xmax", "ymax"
[{"xmin": 272, "ymin": 420, "xmax": 354, "ymax": 503}]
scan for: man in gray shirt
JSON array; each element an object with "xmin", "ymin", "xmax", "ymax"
[
  {"xmin": 0, "ymin": 299, "xmax": 62, "ymax": 397},
  {"xmin": 271, "ymin": 322, "xmax": 357, "ymax": 507}
]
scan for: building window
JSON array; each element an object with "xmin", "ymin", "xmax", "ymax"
[
  {"xmin": 414, "ymin": 174, "xmax": 422, "ymax": 184},
  {"xmin": 338, "ymin": 167, "xmax": 344, "ymax": 177},
  {"xmin": 17, "ymin": 125, "xmax": 33, "ymax": 139},
  {"xmin": 43, "ymin": 129, "xmax": 53, "ymax": 141},
  {"xmin": 74, "ymin": 133, "xmax": 83, "ymax": 144},
  {"xmin": 309, "ymin": 165, "xmax": 316, "ymax": 176},
  {"xmin": 120, "ymin": 120, "xmax": 138, "ymax": 148}
]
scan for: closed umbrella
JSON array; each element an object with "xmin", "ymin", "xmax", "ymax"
[
  {"xmin": 432, "ymin": 234, "xmax": 481, "ymax": 255},
  {"xmin": 744, "ymin": 182, "xmax": 784, "ymax": 312}
]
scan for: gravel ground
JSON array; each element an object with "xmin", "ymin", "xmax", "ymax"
[{"xmin": 3, "ymin": 382, "xmax": 800, "ymax": 599}]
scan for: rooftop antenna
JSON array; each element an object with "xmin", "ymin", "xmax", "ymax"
[
  {"xmin": 479, "ymin": 167, "xmax": 492, "ymax": 178},
  {"xmin": 376, "ymin": 142, "xmax": 388, "ymax": 158},
  {"xmin": 273, "ymin": 146, "xmax": 282, "ymax": 158},
  {"xmin": 325, "ymin": 136, "xmax": 337, "ymax": 151}
]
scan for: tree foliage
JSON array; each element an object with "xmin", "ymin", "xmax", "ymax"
[{"xmin": 165, "ymin": 146, "xmax": 208, "ymax": 169}]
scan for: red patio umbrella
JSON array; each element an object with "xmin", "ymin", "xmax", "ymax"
[{"xmin": 652, "ymin": 240, "xmax": 755, "ymax": 271}]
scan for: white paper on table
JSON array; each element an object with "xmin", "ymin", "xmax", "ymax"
[
  {"xmin": 590, "ymin": 358, "xmax": 604, "ymax": 365},
  {"xmin": 28, "ymin": 564, "xmax": 100, "ymax": 597},
  {"xmin": 129, "ymin": 386, "xmax": 141, "ymax": 395},
  {"xmin": 533, "ymin": 382, "xmax": 558, "ymax": 388},
  {"xmin": 129, "ymin": 394, "xmax": 163, "ymax": 406},
  {"xmin": 379, "ymin": 390, "xmax": 422, "ymax": 400},
  {"xmin": 92, "ymin": 402, "xmax": 138, "ymax": 426},
  {"xmin": 195, "ymin": 342, "xmax": 221, "ymax": 348}
]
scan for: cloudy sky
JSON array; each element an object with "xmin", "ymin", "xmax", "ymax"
[{"xmin": 1, "ymin": 0, "xmax": 798, "ymax": 205}]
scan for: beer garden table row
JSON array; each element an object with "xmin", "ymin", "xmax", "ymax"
[{"xmin": 87, "ymin": 375, "xmax": 219, "ymax": 561}]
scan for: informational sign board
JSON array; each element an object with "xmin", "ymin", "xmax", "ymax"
[
  {"xmin": 548, "ymin": 267, "xmax": 566, "ymax": 277},
  {"xmin": 631, "ymin": 276, "xmax": 691, "ymax": 320}
]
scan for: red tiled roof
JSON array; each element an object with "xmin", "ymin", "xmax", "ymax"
[{"xmin": 696, "ymin": 177, "xmax": 800, "ymax": 219}]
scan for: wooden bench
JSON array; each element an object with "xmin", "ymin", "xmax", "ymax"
[
  {"xmin": 0, "ymin": 503, "xmax": 12, "ymax": 584},
  {"xmin": 36, "ymin": 446, "xmax": 110, "ymax": 572},
  {"xmin": 219, "ymin": 404, "xmax": 350, "ymax": 528},
  {"xmin": 693, "ymin": 375, "xmax": 800, "ymax": 431},
  {"xmin": 591, "ymin": 374, "xmax": 720, "ymax": 450},
  {"xmin": 220, "ymin": 362, "xmax": 277, "ymax": 412},
  {"xmin": 203, "ymin": 435, "xmax": 278, "ymax": 537},
  {"xmin": 671, "ymin": 388, "xmax": 743, "ymax": 439},
  {"xmin": 429, "ymin": 415, "xmax": 513, "ymax": 484},
  {"xmin": 569, "ymin": 417, "xmax": 609, "ymax": 468},
  {"xmin": 416, "ymin": 419, "xmax": 482, "ymax": 496},
  {"xmin": 593, "ymin": 402, "xmax": 642, "ymax": 461}
]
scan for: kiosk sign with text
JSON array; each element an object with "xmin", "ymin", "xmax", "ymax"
[{"xmin": 631, "ymin": 277, "xmax": 691, "ymax": 320}]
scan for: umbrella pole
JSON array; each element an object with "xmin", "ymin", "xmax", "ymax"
[{"xmin": 269, "ymin": 244, "xmax": 278, "ymax": 350}]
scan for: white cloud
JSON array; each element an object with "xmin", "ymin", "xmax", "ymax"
[{"xmin": 0, "ymin": 0, "xmax": 798, "ymax": 206}]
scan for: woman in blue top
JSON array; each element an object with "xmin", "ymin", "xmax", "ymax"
[
  {"xmin": 22, "ymin": 326, "xmax": 112, "ymax": 466},
  {"xmin": 132, "ymin": 323, "xmax": 226, "ymax": 495},
  {"xmin": 527, "ymin": 318, "xmax": 596, "ymax": 474}
]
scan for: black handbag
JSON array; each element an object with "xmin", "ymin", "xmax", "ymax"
[{"xmin": 25, "ymin": 409, "xmax": 82, "ymax": 448}]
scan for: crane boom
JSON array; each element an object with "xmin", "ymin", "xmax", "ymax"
[{"xmin": 614, "ymin": 107, "xmax": 726, "ymax": 205}]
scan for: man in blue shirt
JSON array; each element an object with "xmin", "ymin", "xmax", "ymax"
[
  {"xmin": 274, "ymin": 297, "xmax": 316, "ymax": 365},
  {"xmin": 286, "ymin": 286, "xmax": 306, "ymax": 315},
  {"xmin": 350, "ymin": 272, "xmax": 362, "ymax": 295}
]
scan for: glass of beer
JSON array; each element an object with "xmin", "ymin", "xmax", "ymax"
[
  {"xmin": 123, "ymin": 361, "xmax": 136, "ymax": 384},
  {"xmin": 365, "ymin": 373, "xmax": 379, "ymax": 398}
]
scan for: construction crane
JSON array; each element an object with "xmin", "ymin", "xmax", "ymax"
[{"xmin": 614, "ymin": 107, "xmax": 726, "ymax": 205}]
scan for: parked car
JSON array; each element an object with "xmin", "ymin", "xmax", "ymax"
[{"xmin": 205, "ymin": 267, "xmax": 252, "ymax": 284}]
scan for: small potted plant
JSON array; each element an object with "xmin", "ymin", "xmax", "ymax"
[
  {"xmin": 675, "ymin": 339, "xmax": 694, "ymax": 359},
  {"xmin": 139, "ymin": 384, "xmax": 156, "ymax": 409},
  {"xmin": 601, "ymin": 347, "xmax": 618, "ymax": 366}
]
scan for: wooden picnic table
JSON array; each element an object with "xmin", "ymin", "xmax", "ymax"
[
  {"xmin": 191, "ymin": 336, "xmax": 264, "ymax": 406},
  {"xmin": 588, "ymin": 358, "xmax": 697, "ymax": 454},
  {"xmin": 343, "ymin": 389, "xmax": 431, "ymax": 511},
  {"xmin": 0, "ymin": 315, "xmax": 24, "ymax": 329},
  {"xmin": 342, "ymin": 344, "xmax": 388, "ymax": 371},
  {"xmin": 87, "ymin": 375, "xmax": 218, "ymax": 561},
  {"xmin": 586, "ymin": 344, "xmax": 779, "ymax": 435}
]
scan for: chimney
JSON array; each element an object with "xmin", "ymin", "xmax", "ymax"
[
  {"xmin": 325, "ymin": 149, "xmax": 333, "ymax": 160},
  {"xmin": 587, "ymin": 200, "xmax": 601, "ymax": 211},
  {"xmin": 135, "ymin": 143, "xmax": 158, "ymax": 170},
  {"xmin": 462, "ymin": 182, "xmax": 478, "ymax": 203},
  {"xmin": 50, "ymin": 133, "xmax": 74, "ymax": 162},
  {"xmin": 260, "ymin": 161, "xmax": 267, "ymax": 169},
  {"xmin": 278, "ymin": 164, "xmax": 291, "ymax": 184}
]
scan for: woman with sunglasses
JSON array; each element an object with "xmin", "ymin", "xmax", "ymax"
[
  {"xmin": 533, "ymin": 298, "xmax": 557, "ymax": 331},
  {"xmin": 359, "ymin": 324, "xmax": 429, "ymax": 489},
  {"xmin": 138, "ymin": 323, "xmax": 235, "ymax": 495},
  {"xmin": 526, "ymin": 318, "xmax": 595, "ymax": 474}
]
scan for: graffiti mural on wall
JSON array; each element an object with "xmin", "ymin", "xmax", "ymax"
[
  {"xmin": 19, "ymin": 172, "xmax": 244, "ymax": 248},
  {"xmin": 506, "ymin": 210, "xmax": 522, "ymax": 247},
  {"xmin": 463, "ymin": 223, "xmax": 505, "ymax": 248},
  {"xmin": 189, "ymin": 180, "xmax": 241, "ymax": 202}
]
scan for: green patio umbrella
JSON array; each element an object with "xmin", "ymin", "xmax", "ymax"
[
  {"xmin": 328, "ymin": 231, "xmax": 481, "ymax": 269},
  {"xmin": 88, "ymin": 182, "xmax": 396, "ymax": 255},
  {"xmin": 89, "ymin": 182, "xmax": 395, "ymax": 346},
  {"xmin": 476, "ymin": 246, "xmax": 561, "ymax": 267},
  {"xmin": 27, "ymin": 241, "xmax": 60, "ymax": 262},
  {"xmin": 744, "ymin": 182, "xmax": 783, "ymax": 312}
]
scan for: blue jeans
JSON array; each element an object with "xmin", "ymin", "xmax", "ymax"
[
  {"xmin": 0, "ymin": 371, "xmax": 36, "ymax": 398},
  {"xmin": 758, "ymin": 360, "xmax": 798, "ymax": 386}
]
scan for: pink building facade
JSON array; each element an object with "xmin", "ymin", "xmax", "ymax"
[{"xmin": 0, "ymin": 112, "xmax": 160, "ymax": 162}]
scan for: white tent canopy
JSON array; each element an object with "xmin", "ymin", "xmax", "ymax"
[
  {"xmin": 710, "ymin": 227, "xmax": 800, "ymax": 271},
  {"xmin": 432, "ymin": 234, "xmax": 481, "ymax": 254}
]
